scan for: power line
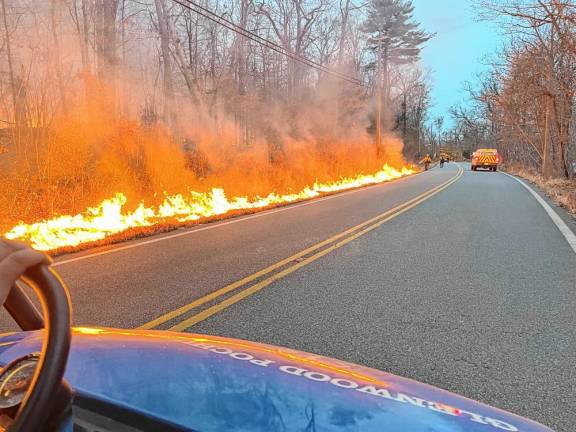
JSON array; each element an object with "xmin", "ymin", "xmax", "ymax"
[
  {"xmin": 170, "ymin": 0, "xmax": 366, "ymax": 87},
  {"xmin": 174, "ymin": 0, "xmax": 364, "ymax": 85},
  {"xmin": 173, "ymin": 0, "xmax": 363, "ymax": 85},
  {"xmin": 178, "ymin": 0, "xmax": 352, "ymax": 79}
]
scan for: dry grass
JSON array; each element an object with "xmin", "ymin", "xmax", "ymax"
[{"xmin": 504, "ymin": 165, "xmax": 576, "ymax": 216}]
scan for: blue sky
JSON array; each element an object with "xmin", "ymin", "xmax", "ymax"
[{"xmin": 411, "ymin": 0, "xmax": 502, "ymax": 127}]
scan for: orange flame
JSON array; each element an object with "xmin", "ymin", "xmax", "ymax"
[{"xmin": 4, "ymin": 165, "xmax": 414, "ymax": 252}]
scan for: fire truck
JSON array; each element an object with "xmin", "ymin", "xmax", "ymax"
[{"xmin": 471, "ymin": 148, "xmax": 501, "ymax": 172}]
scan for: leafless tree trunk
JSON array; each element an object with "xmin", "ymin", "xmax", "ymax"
[
  {"xmin": 96, "ymin": 0, "xmax": 119, "ymax": 95},
  {"xmin": 50, "ymin": 0, "xmax": 67, "ymax": 111},
  {"xmin": 1, "ymin": 0, "xmax": 21, "ymax": 127}
]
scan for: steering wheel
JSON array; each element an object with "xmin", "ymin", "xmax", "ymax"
[{"xmin": 4, "ymin": 265, "xmax": 72, "ymax": 432}]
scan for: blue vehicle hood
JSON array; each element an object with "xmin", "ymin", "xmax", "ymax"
[{"xmin": 0, "ymin": 328, "xmax": 551, "ymax": 432}]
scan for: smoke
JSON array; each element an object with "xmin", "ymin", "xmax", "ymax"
[
  {"xmin": 0, "ymin": 76, "xmax": 407, "ymax": 231},
  {"xmin": 0, "ymin": 3, "xmax": 408, "ymax": 234}
]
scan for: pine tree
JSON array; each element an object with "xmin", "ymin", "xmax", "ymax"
[
  {"xmin": 362, "ymin": 0, "xmax": 432, "ymax": 146},
  {"xmin": 362, "ymin": 0, "xmax": 433, "ymax": 67}
]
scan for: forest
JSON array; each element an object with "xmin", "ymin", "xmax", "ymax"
[
  {"xmin": 451, "ymin": 0, "xmax": 576, "ymax": 182},
  {"xmin": 0, "ymin": 0, "xmax": 434, "ymax": 246}
]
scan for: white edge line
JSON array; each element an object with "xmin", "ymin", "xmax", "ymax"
[
  {"xmin": 53, "ymin": 168, "xmax": 439, "ymax": 267},
  {"xmin": 502, "ymin": 172, "xmax": 576, "ymax": 255}
]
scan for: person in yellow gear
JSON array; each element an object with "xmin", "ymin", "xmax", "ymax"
[{"xmin": 421, "ymin": 154, "xmax": 432, "ymax": 171}]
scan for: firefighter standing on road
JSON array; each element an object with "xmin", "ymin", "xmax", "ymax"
[
  {"xmin": 440, "ymin": 154, "xmax": 446, "ymax": 168},
  {"xmin": 421, "ymin": 154, "xmax": 432, "ymax": 171}
]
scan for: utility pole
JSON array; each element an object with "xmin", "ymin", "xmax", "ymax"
[
  {"xmin": 429, "ymin": 124, "xmax": 434, "ymax": 156},
  {"xmin": 155, "ymin": 0, "xmax": 176, "ymax": 131},
  {"xmin": 542, "ymin": 23, "xmax": 554, "ymax": 178},
  {"xmin": 415, "ymin": 83, "xmax": 424, "ymax": 158},
  {"xmin": 375, "ymin": 38, "xmax": 383, "ymax": 152},
  {"xmin": 543, "ymin": 95, "xmax": 550, "ymax": 176}
]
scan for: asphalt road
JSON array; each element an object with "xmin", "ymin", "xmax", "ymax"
[
  {"xmin": 3, "ymin": 163, "xmax": 576, "ymax": 430},
  {"xmin": 7, "ymin": 164, "xmax": 458, "ymax": 328},
  {"xmin": 190, "ymin": 164, "xmax": 576, "ymax": 431}
]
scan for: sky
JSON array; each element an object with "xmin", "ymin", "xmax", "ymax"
[{"xmin": 410, "ymin": 0, "xmax": 502, "ymax": 128}]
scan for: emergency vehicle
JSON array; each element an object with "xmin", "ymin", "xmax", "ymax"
[{"xmin": 471, "ymin": 148, "xmax": 501, "ymax": 171}]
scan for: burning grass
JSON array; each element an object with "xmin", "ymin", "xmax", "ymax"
[
  {"xmin": 27, "ymin": 170, "xmax": 416, "ymax": 257},
  {"xmin": 0, "ymin": 81, "xmax": 414, "ymax": 254},
  {"xmin": 3, "ymin": 148, "xmax": 415, "ymax": 253}
]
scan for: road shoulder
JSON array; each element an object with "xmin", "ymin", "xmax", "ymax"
[{"xmin": 502, "ymin": 171, "xmax": 576, "ymax": 253}]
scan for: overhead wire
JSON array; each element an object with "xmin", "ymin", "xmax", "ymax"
[
  {"xmin": 178, "ymin": 0, "xmax": 349, "ymax": 77},
  {"xmin": 170, "ymin": 0, "xmax": 366, "ymax": 87}
]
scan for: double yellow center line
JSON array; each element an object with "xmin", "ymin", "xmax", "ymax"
[{"xmin": 139, "ymin": 165, "xmax": 464, "ymax": 331}]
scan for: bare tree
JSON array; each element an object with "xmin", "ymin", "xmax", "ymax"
[
  {"xmin": 473, "ymin": 0, "xmax": 576, "ymax": 178},
  {"xmin": 95, "ymin": 0, "xmax": 120, "ymax": 93}
]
